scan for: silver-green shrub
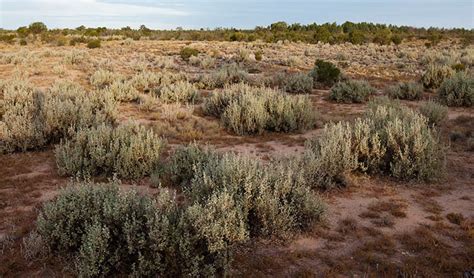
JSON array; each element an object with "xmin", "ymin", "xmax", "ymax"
[
  {"xmin": 437, "ymin": 71, "xmax": 474, "ymax": 107},
  {"xmin": 36, "ymin": 181, "xmax": 228, "ymax": 276},
  {"xmin": 329, "ymin": 80, "xmax": 375, "ymax": 103},
  {"xmin": 204, "ymin": 83, "xmax": 315, "ymax": 135},
  {"xmin": 272, "ymin": 72, "xmax": 313, "ymax": 94},
  {"xmin": 154, "ymin": 80, "xmax": 198, "ymax": 104},
  {"xmin": 419, "ymin": 100, "xmax": 448, "ymax": 126},
  {"xmin": 386, "ymin": 82, "xmax": 423, "ymax": 100},
  {"xmin": 421, "ymin": 63, "xmax": 455, "ymax": 89},
  {"xmin": 200, "ymin": 63, "xmax": 249, "ymax": 89},
  {"xmin": 55, "ymin": 123, "xmax": 165, "ymax": 179},
  {"xmin": 90, "ymin": 69, "xmax": 123, "ymax": 88},
  {"xmin": 305, "ymin": 98, "xmax": 445, "ymax": 185},
  {"xmin": 105, "ymin": 80, "xmax": 140, "ymax": 102}
]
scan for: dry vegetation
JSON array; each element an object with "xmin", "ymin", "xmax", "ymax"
[{"xmin": 0, "ymin": 35, "xmax": 473, "ymax": 277}]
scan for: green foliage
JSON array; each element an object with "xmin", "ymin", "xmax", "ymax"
[
  {"xmin": 309, "ymin": 59, "xmax": 341, "ymax": 87},
  {"xmin": 437, "ymin": 72, "xmax": 474, "ymax": 107},
  {"xmin": 200, "ymin": 63, "xmax": 249, "ymax": 89},
  {"xmin": 330, "ymin": 80, "xmax": 375, "ymax": 103},
  {"xmin": 422, "ymin": 64, "xmax": 455, "ymax": 89},
  {"xmin": 154, "ymin": 80, "xmax": 198, "ymax": 104},
  {"xmin": 419, "ymin": 100, "xmax": 448, "ymax": 126},
  {"xmin": 28, "ymin": 22, "xmax": 47, "ymax": 34},
  {"xmin": 55, "ymin": 123, "xmax": 165, "ymax": 179},
  {"xmin": 273, "ymin": 72, "xmax": 314, "ymax": 94},
  {"xmin": 305, "ymin": 98, "xmax": 445, "ymax": 185},
  {"xmin": 1, "ymin": 80, "xmax": 116, "ymax": 153},
  {"xmin": 203, "ymin": 83, "xmax": 315, "ymax": 135},
  {"xmin": 254, "ymin": 50, "xmax": 263, "ymax": 61},
  {"xmin": 86, "ymin": 39, "xmax": 101, "ymax": 48},
  {"xmin": 386, "ymin": 82, "xmax": 423, "ymax": 100},
  {"xmin": 180, "ymin": 47, "xmax": 199, "ymax": 61}
]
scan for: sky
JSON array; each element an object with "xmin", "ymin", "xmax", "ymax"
[{"xmin": 1, "ymin": 0, "xmax": 473, "ymax": 30}]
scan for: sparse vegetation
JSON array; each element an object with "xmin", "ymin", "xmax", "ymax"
[
  {"xmin": 437, "ymin": 72, "xmax": 474, "ymax": 107},
  {"xmin": 329, "ymin": 80, "xmax": 375, "ymax": 103},
  {"xmin": 386, "ymin": 82, "xmax": 423, "ymax": 100}
]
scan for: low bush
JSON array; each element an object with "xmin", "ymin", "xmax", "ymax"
[
  {"xmin": 86, "ymin": 39, "xmax": 101, "ymax": 49},
  {"xmin": 305, "ymin": 98, "xmax": 445, "ymax": 186},
  {"xmin": 200, "ymin": 63, "xmax": 249, "ymax": 89},
  {"xmin": 309, "ymin": 59, "xmax": 341, "ymax": 87},
  {"xmin": 419, "ymin": 100, "xmax": 448, "ymax": 126},
  {"xmin": 272, "ymin": 72, "xmax": 313, "ymax": 94},
  {"xmin": 154, "ymin": 80, "xmax": 198, "ymax": 104},
  {"xmin": 55, "ymin": 123, "xmax": 165, "ymax": 179},
  {"xmin": 329, "ymin": 80, "xmax": 375, "ymax": 103},
  {"xmin": 131, "ymin": 71, "xmax": 185, "ymax": 92},
  {"xmin": 421, "ymin": 64, "xmax": 455, "ymax": 89},
  {"xmin": 105, "ymin": 80, "xmax": 140, "ymax": 102},
  {"xmin": 203, "ymin": 83, "xmax": 315, "ymax": 135},
  {"xmin": 386, "ymin": 82, "xmax": 423, "ymax": 100},
  {"xmin": 90, "ymin": 69, "xmax": 123, "ymax": 88},
  {"xmin": 437, "ymin": 72, "xmax": 474, "ymax": 107},
  {"xmin": 36, "ymin": 181, "xmax": 229, "ymax": 277},
  {"xmin": 1, "ymin": 80, "xmax": 117, "ymax": 153},
  {"xmin": 180, "ymin": 47, "xmax": 199, "ymax": 61}
]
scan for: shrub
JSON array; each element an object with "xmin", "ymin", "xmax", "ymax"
[
  {"xmin": 204, "ymin": 83, "xmax": 315, "ymax": 135},
  {"xmin": 164, "ymin": 145, "xmax": 326, "ymax": 237},
  {"xmin": 272, "ymin": 72, "xmax": 313, "ymax": 94},
  {"xmin": 305, "ymin": 98, "xmax": 445, "ymax": 184},
  {"xmin": 131, "ymin": 71, "xmax": 185, "ymax": 92},
  {"xmin": 1, "ymin": 79, "xmax": 116, "ymax": 153},
  {"xmin": 386, "ymin": 82, "xmax": 423, "ymax": 100},
  {"xmin": 105, "ymin": 80, "xmax": 140, "ymax": 102},
  {"xmin": 90, "ymin": 69, "xmax": 123, "ymax": 88},
  {"xmin": 180, "ymin": 47, "xmax": 199, "ymax": 61},
  {"xmin": 86, "ymin": 39, "xmax": 101, "ymax": 48},
  {"xmin": 309, "ymin": 59, "xmax": 341, "ymax": 87},
  {"xmin": 437, "ymin": 72, "xmax": 474, "ymax": 107},
  {"xmin": 419, "ymin": 100, "xmax": 448, "ymax": 126},
  {"xmin": 329, "ymin": 80, "xmax": 375, "ymax": 103},
  {"xmin": 254, "ymin": 50, "xmax": 263, "ymax": 61},
  {"xmin": 36, "ymin": 181, "xmax": 227, "ymax": 276},
  {"xmin": 55, "ymin": 123, "xmax": 165, "ymax": 179},
  {"xmin": 421, "ymin": 64, "xmax": 455, "ymax": 89},
  {"xmin": 154, "ymin": 80, "xmax": 198, "ymax": 104},
  {"xmin": 200, "ymin": 63, "xmax": 249, "ymax": 89}
]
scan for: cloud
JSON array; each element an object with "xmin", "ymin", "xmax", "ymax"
[{"xmin": 0, "ymin": 0, "xmax": 188, "ymax": 29}]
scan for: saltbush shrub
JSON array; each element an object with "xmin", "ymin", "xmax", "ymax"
[
  {"xmin": 421, "ymin": 64, "xmax": 455, "ymax": 89},
  {"xmin": 329, "ymin": 80, "xmax": 375, "ymax": 103},
  {"xmin": 419, "ymin": 100, "xmax": 448, "ymax": 126},
  {"xmin": 105, "ymin": 80, "xmax": 140, "ymax": 102},
  {"xmin": 305, "ymin": 98, "xmax": 445, "ymax": 185},
  {"xmin": 272, "ymin": 72, "xmax": 313, "ymax": 94},
  {"xmin": 180, "ymin": 47, "xmax": 199, "ymax": 61},
  {"xmin": 204, "ymin": 83, "xmax": 315, "ymax": 135},
  {"xmin": 200, "ymin": 63, "xmax": 249, "ymax": 89},
  {"xmin": 386, "ymin": 82, "xmax": 423, "ymax": 100},
  {"xmin": 87, "ymin": 39, "xmax": 101, "ymax": 49},
  {"xmin": 90, "ymin": 69, "xmax": 123, "ymax": 88},
  {"xmin": 55, "ymin": 123, "xmax": 165, "ymax": 179},
  {"xmin": 309, "ymin": 59, "xmax": 341, "ymax": 87},
  {"xmin": 154, "ymin": 80, "xmax": 198, "ymax": 104},
  {"xmin": 437, "ymin": 72, "xmax": 474, "ymax": 107},
  {"xmin": 1, "ymin": 80, "xmax": 117, "ymax": 153},
  {"xmin": 36, "ymin": 181, "xmax": 230, "ymax": 277}
]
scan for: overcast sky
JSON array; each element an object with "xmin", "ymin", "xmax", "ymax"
[{"xmin": 1, "ymin": 0, "xmax": 473, "ymax": 30}]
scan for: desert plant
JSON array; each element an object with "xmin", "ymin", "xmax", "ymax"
[
  {"xmin": 419, "ymin": 100, "xmax": 448, "ymax": 126},
  {"xmin": 272, "ymin": 72, "xmax": 313, "ymax": 94},
  {"xmin": 421, "ymin": 64, "xmax": 455, "ymax": 89},
  {"xmin": 309, "ymin": 59, "xmax": 341, "ymax": 87},
  {"xmin": 105, "ymin": 80, "xmax": 140, "ymax": 102},
  {"xmin": 55, "ymin": 123, "xmax": 165, "ymax": 179},
  {"xmin": 200, "ymin": 63, "xmax": 249, "ymax": 89},
  {"xmin": 305, "ymin": 98, "xmax": 445, "ymax": 184},
  {"xmin": 154, "ymin": 80, "xmax": 198, "ymax": 104},
  {"xmin": 330, "ymin": 80, "xmax": 375, "ymax": 103},
  {"xmin": 87, "ymin": 39, "xmax": 101, "ymax": 48},
  {"xmin": 437, "ymin": 72, "xmax": 474, "ymax": 107},
  {"xmin": 90, "ymin": 69, "xmax": 123, "ymax": 88},
  {"xmin": 180, "ymin": 47, "xmax": 199, "ymax": 61},
  {"xmin": 386, "ymin": 82, "xmax": 423, "ymax": 100},
  {"xmin": 204, "ymin": 83, "xmax": 315, "ymax": 135}
]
